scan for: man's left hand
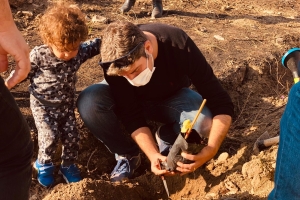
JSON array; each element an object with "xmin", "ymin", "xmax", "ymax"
[{"xmin": 176, "ymin": 145, "xmax": 218, "ymax": 175}]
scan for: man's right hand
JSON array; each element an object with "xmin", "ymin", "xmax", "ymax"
[
  {"xmin": 0, "ymin": 17, "xmax": 30, "ymax": 89},
  {"xmin": 150, "ymin": 153, "xmax": 176, "ymax": 176}
]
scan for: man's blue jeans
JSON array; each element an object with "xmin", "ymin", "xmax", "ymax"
[
  {"xmin": 268, "ymin": 82, "xmax": 300, "ymax": 200},
  {"xmin": 0, "ymin": 77, "xmax": 33, "ymax": 200},
  {"xmin": 77, "ymin": 80, "xmax": 212, "ymax": 156}
]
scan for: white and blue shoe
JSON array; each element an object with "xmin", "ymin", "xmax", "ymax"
[
  {"xmin": 34, "ymin": 160, "xmax": 55, "ymax": 187},
  {"xmin": 59, "ymin": 164, "xmax": 82, "ymax": 184}
]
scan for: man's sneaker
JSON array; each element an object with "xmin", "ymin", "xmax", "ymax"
[
  {"xmin": 110, "ymin": 154, "xmax": 141, "ymax": 182},
  {"xmin": 59, "ymin": 164, "xmax": 82, "ymax": 183},
  {"xmin": 34, "ymin": 160, "xmax": 55, "ymax": 187}
]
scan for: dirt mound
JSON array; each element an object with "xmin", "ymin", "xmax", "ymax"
[{"xmin": 2, "ymin": 0, "xmax": 300, "ymax": 199}]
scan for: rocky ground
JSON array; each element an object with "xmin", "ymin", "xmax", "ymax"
[{"xmin": 2, "ymin": 0, "xmax": 300, "ymax": 199}]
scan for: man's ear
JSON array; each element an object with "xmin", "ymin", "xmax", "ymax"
[{"xmin": 144, "ymin": 40, "xmax": 153, "ymax": 54}]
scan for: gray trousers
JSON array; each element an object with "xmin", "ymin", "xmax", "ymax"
[{"xmin": 30, "ymin": 95, "xmax": 79, "ymax": 166}]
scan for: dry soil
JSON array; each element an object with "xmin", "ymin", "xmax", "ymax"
[{"xmin": 3, "ymin": 0, "xmax": 300, "ymax": 199}]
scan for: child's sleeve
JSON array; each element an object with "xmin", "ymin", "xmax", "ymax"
[
  {"xmin": 79, "ymin": 38, "xmax": 101, "ymax": 63},
  {"xmin": 27, "ymin": 48, "xmax": 39, "ymax": 80}
]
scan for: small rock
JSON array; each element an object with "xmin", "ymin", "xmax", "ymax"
[
  {"xmin": 88, "ymin": 190, "xmax": 94, "ymax": 193},
  {"xmin": 216, "ymin": 152, "xmax": 229, "ymax": 164},
  {"xmin": 221, "ymin": 5, "xmax": 232, "ymax": 11},
  {"xmin": 214, "ymin": 35, "xmax": 225, "ymax": 41}
]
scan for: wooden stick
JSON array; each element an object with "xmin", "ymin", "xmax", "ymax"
[{"xmin": 185, "ymin": 99, "xmax": 207, "ymax": 139}]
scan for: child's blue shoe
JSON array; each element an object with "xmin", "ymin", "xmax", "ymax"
[
  {"xmin": 59, "ymin": 164, "xmax": 82, "ymax": 183},
  {"xmin": 34, "ymin": 160, "xmax": 55, "ymax": 187}
]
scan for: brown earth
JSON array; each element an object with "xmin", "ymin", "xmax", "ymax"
[{"xmin": 2, "ymin": 0, "xmax": 300, "ymax": 199}]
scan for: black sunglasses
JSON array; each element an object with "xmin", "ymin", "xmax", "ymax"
[{"xmin": 99, "ymin": 42, "xmax": 144, "ymax": 70}]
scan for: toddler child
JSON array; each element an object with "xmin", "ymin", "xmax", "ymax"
[{"xmin": 28, "ymin": 2, "xmax": 100, "ymax": 187}]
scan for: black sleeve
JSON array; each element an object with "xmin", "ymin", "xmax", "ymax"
[
  {"xmin": 104, "ymin": 73, "xmax": 149, "ymax": 133},
  {"xmin": 184, "ymin": 37, "xmax": 234, "ymax": 117}
]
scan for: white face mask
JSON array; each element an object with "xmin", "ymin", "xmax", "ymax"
[{"xmin": 126, "ymin": 51, "xmax": 155, "ymax": 87}]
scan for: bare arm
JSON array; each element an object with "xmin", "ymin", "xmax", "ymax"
[
  {"xmin": 0, "ymin": 0, "xmax": 30, "ymax": 89},
  {"xmin": 0, "ymin": 0, "xmax": 14, "ymax": 24},
  {"xmin": 176, "ymin": 114, "xmax": 232, "ymax": 174},
  {"xmin": 207, "ymin": 114, "xmax": 232, "ymax": 154}
]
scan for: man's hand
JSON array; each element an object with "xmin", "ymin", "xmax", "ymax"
[
  {"xmin": 176, "ymin": 114, "xmax": 232, "ymax": 175},
  {"xmin": 0, "ymin": 3, "xmax": 30, "ymax": 89},
  {"xmin": 131, "ymin": 127, "xmax": 175, "ymax": 176},
  {"xmin": 176, "ymin": 145, "xmax": 218, "ymax": 175},
  {"xmin": 150, "ymin": 153, "xmax": 175, "ymax": 176}
]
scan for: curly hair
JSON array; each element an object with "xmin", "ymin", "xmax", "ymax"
[
  {"xmin": 38, "ymin": 2, "xmax": 88, "ymax": 51},
  {"xmin": 100, "ymin": 21, "xmax": 147, "ymax": 76}
]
